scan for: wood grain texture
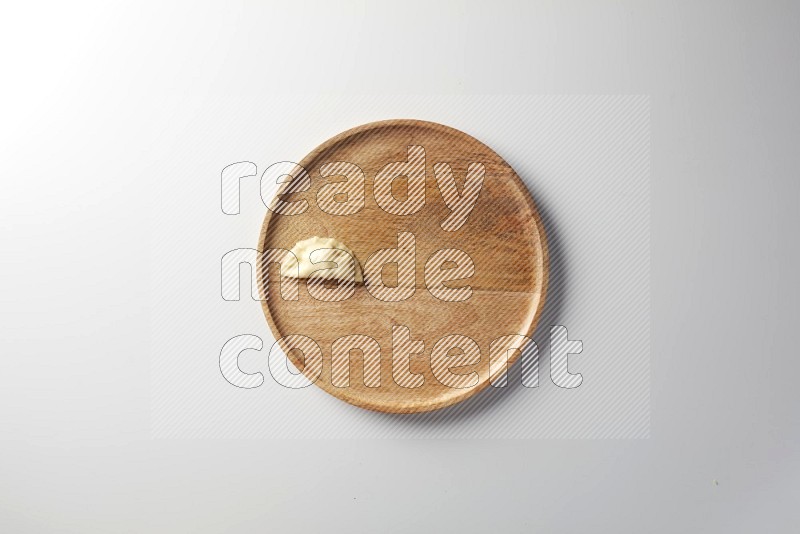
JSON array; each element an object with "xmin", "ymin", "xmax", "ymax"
[{"xmin": 257, "ymin": 119, "xmax": 548, "ymax": 413}]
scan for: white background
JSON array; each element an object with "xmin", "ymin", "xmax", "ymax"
[{"xmin": 1, "ymin": 1, "xmax": 798, "ymax": 532}]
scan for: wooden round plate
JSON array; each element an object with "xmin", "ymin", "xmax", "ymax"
[{"xmin": 257, "ymin": 119, "xmax": 547, "ymax": 413}]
